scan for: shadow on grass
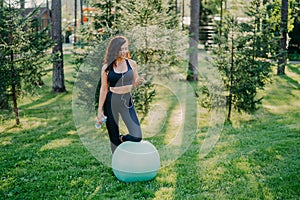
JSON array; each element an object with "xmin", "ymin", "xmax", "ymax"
[
  {"xmin": 194, "ymin": 65, "xmax": 300, "ymax": 198},
  {"xmin": 278, "ymin": 64, "xmax": 300, "ymax": 90},
  {"xmin": 0, "ymin": 118, "xmax": 98, "ymax": 199},
  {"xmin": 225, "ymin": 111, "xmax": 299, "ymax": 199},
  {"xmin": 288, "ymin": 64, "xmax": 300, "ymax": 75},
  {"xmin": 19, "ymin": 91, "xmax": 70, "ymax": 110},
  {"xmin": 172, "ymin": 81, "xmax": 202, "ymax": 199},
  {"xmin": 169, "ymin": 65, "xmax": 300, "ymax": 199},
  {"xmin": 2, "ymin": 61, "xmax": 299, "ymax": 199},
  {"xmin": 279, "ymin": 74, "xmax": 300, "ymax": 90}
]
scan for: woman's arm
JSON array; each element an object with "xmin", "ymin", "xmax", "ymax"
[
  {"xmin": 97, "ymin": 65, "xmax": 108, "ymax": 121},
  {"xmin": 130, "ymin": 59, "xmax": 143, "ymax": 87}
]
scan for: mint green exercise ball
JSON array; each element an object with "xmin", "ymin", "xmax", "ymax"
[{"xmin": 112, "ymin": 141, "xmax": 160, "ymax": 182}]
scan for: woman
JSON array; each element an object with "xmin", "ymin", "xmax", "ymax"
[{"xmin": 97, "ymin": 36, "xmax": 144, "ymax": 153}]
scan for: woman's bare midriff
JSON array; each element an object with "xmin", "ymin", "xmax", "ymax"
[{"xmin": 110, "ymin": 85, "xmax": 132, "ymax": 94}]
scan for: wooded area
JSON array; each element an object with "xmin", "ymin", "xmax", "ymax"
[
  {"xmin": 0, "ymin": 0, "xmax": 299, "ymax": 199},
  {"xmin": 1, "ymin": 0, "xmax": 299, "ymax": 123}
]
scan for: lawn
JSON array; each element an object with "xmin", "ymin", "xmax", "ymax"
[{"xmin": 0, "ymin": 54, "xmax": 299, "ymax": 199}]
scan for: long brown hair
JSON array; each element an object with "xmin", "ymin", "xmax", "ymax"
[{"xmin": 104, "ymin": 36, "xmax": 131, "ymax": 72}]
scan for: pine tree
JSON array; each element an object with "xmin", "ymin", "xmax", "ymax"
[
  {"xmin": 0, "ymin": 3, "xmax": 53, "ymax": 124},
  {"xmin": 73, "ymin": 0, "xmax": 183, "ymax": 118},
  {"xmin": 213, "ymin": 14, "xmax": 272, "ymax": 122},
  {"xmin": 119, "ymin": 0, "xmax": 183, "ymax": 116}
]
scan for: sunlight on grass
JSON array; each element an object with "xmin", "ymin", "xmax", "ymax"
[
  {"xmin": 286, "ymin": 64, "xmax": 300, "ymax": 83},
  {"xmin": 40, "ymin": 138, "xmax": 74, "ymax": 151},
  {"xmin": 28, "ymin": 97, "xmax": 63, "ymax": 109},
  {"xmin": 0, "ymin": 177, "xmax": 15, "ymax": 192},
  {"xmin": 138, "ymin": 84, "xmax": 183, "ymax": 141},
  {"xmin": 1, "ymin": 56, "xmax": 299, "ymax": 199},
  {"xmin": 153, "ymin": 187, "xmax": 175, "ymax": 200},
  {"xmin": 149, "ymin": 77, "xmax": 198, "ymax": 167},
  {"xmin": 1, "ymin": 118, "xmax": 47, "ymax": 134},
  {"xmin": 67, "ymin": 130, "xmax": 77, "ymax": 135},
  {"xmin": 156, "ymin": 165, "xmax": 177, "ymax": 184},
  {"xmin": 88, "ymin": 185, "xmax": 103, "ymax": 200},
  {"xmin": 0, "ymin": 136, "xmax": 12, "ymax": 146},
  {"xmin": 262, "ymin": 65, "xmax": 300, "ymax": 115},
  {"xmin": 140, "ymin": 103, "xmax": 168, "ymax": 138},
  {"xmin": 164, "ymin": 100, "xmax": 183, "ymax": 145}
]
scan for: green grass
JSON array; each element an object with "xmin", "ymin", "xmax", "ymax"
[{"xmin": 0, "ymin": 55, "xmax": 299, "ymax": 199}]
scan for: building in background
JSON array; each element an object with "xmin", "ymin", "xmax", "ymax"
[{"xmin": 24, "ymin": 7, "xmax": 51, "ymax": 31}]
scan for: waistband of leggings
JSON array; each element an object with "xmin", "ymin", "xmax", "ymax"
[{"xmin": 108, "ymin": 90, "xmax": 131, "ymax": 96}]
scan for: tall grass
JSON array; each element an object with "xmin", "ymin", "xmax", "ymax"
[{"xmin": 0, "ymin": 56, "xmax": 299, "ymax": 199}]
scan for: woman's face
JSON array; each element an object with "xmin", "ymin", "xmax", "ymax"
[{"xmin": 119, "ymin": 42, "xmax": 129, "ymax": 59}]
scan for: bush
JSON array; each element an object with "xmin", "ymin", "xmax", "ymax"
[{"xmin": 288, "ymin": 52, "xmax": 300, "ymax": 61}]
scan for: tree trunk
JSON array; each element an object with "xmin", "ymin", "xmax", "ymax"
[
  {"xmin": 187, "ymin": 0, "xmax": 200, "ymax": 81},
  {"xmin": 74, "ymin": 0, "xmax": 77, "ymax": 44},
  {"xmin": 12, "ymin": 82, "xmax": 20, "ymax": 125},
  {"xmin": 51, "ymin": 0, "xmax": 66, "ymax": 93},
  {"xmin": 219, "ymin": 0, "xmax": 223, "ymax": 37},
  {"xmin": 0, "ymin": 3, "xmax": 9, "ymax": 111},
  {"xmin": 9, "ymin": 17, "xmax": 20, "ymax": 124},
  {"xmin": 46, "ymin": 0, "xmax": 51, "ymax": 36},
  {"xmin": 227, "ymin": 29, "xmax": 234, "ymax": 123},
  {"xmin": 182, "ymin": 0, "xmax": 185, "ymax": 30},
  {"xmin": 80, "ymin": 0, "xmax": 83, "ymax": 26},
  {"xmin": 20, "ymin": 0, "xmax": 25, "ymax": 9},
  {"xmin": 277, "ymin": 0, "xmax": 288, "ymax": 75},
  {"xmin": 255, "ymin": 0, "xmax": 261, "ymax": 58}
]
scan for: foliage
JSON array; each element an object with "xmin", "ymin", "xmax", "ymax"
[
  {"xmin": 119, "ymin": 0, "xmax": 178, "ymax": 31},
  {"xmin": 288, "ymin": 52, "xmax": 300, "ymax": 61},
  {"xmin": 267, "ymin": 0, "xmax": 295, "ymax": 33},
  {"xmin": 264, "ymin": 0, "xmax": 296, "ymax": 60},
  {"xmin": 118, "ymin": 0, "xmax": 186, "ymax": 115},
  {"xmin": 92, "ymin": 0, "xmax": 122, "ymax": 35},
  {"xmin": 73, "ymin": 0, "xmax": 184, "ymax": 118},
  {"xmin": 243, "ymin": 0, "xmax": 279, "ymax": 59},
  {"xmin": 0, "ymin": 2, "xmax": 53, "ymax": 123},
  {"xmin": 289, "ymin": 1, "xmax": 300, "ymax": 54},
  {"xmin": 201, "ymin": 0, "xmax": 223, "ymax": 16},
  {"xmin": 212, "ymin": 14, "xmax": 272, "ymax": 121},
  {"xmin": 71, "ymin": 0, "xmax": 120, "ymax": 115},
  {"xmin": 72, "ymin": 39, "xmax": 108, "ymax": 114}
]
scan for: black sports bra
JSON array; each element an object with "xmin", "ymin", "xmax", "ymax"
[{"xmin": 108, "ymin": 59, "xmax": 133, "ymax": 87}]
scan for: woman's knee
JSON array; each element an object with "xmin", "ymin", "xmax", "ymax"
[
  {"xmin": 122, "ymin": 134, "xmax": 142, "ymax": 142},
  {"xmin": 111, "ymin": 137, "xmax": 122, "ymax": 146},
  {"xmin": 132, "ymin": 136, "xmax": 142, "ymax": 142}
]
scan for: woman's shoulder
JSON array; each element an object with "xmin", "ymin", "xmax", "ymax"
[
  {"xmin": 102, "ymin": 63, "xmax": 108, "ymax": 69},
  {"xmin": 101, "ymin": 64, "xmax": 108, "ymax": 74},
  {"xmin": 127, "ymin": 59, "xmax": 137, "ymax": 69}
]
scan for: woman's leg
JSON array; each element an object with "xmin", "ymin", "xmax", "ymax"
[
  {"xmin": 104, "ymin": 92, "xmax": 121, "ymax": 153},
  {"xmin": 120, "ymin": 96, "xmax": 142, "ymax": 142}
]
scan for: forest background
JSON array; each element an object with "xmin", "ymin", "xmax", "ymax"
[{"xmin": 0, "ymin": 0, "xmax": 299, "ymax": 199}]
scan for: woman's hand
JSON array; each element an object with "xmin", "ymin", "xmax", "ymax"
[
  {"xmin": 135, "ymin": 76, "xmax": 144, "ymax": 86},
  {"xmin": 97, "ymin": 112, "xmax": 105, "ymax": 124}
]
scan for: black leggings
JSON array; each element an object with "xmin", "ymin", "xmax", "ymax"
[{"xmin": 104, "ymin": 91, "xmax": 142, "ymax": 152}]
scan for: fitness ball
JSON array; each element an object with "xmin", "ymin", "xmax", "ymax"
[{"xmin": 112, "ymin": 141, "xmax": 160, "ymax": 182}]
